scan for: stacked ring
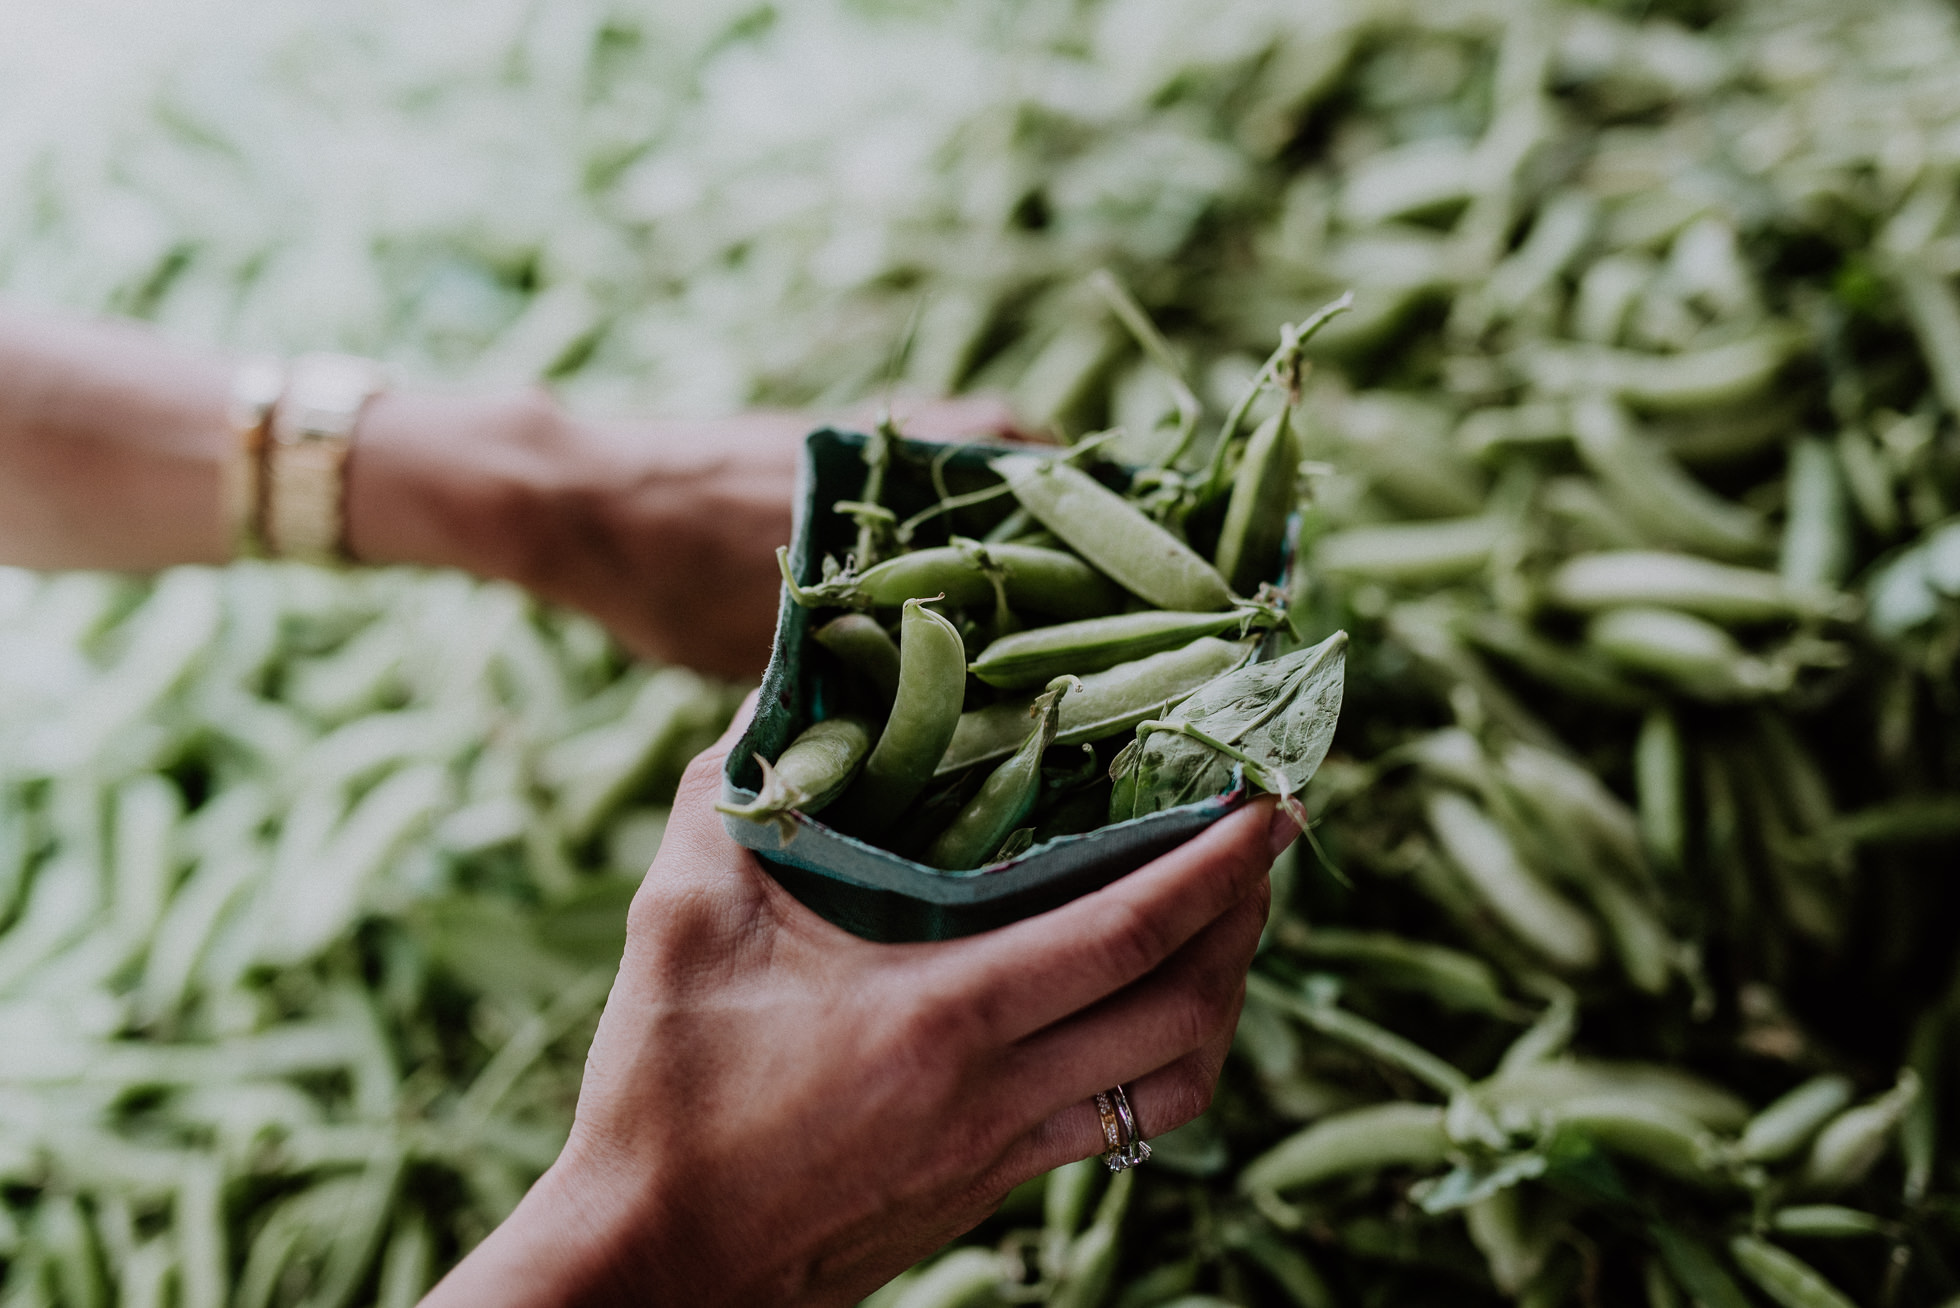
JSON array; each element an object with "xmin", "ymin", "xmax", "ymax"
[{"xmin": 1092, "ymin": 1084, "xmax": 1151, "ymax": 1172}]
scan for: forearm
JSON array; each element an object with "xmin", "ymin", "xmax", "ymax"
[
  {"xmin": 0, "ymin": 303, "xmax": 586, "ymax": 583},
  {"xmin": 0, "ymin": 307, "xmax": 234, "ymax": 569}
]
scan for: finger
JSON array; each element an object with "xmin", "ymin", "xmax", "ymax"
[
  {"xmin": 922, "ymin": 797, "xmax": 1284, "ymax": 1043},
  {"xmin": 661, "ymin": 689, "xmax": 764, "ymax": 854},
  {"xmin": 990, "ymin": 1012, "xmax": 1244, "ymax": 1186},
  {"xmin": 998, "ymin": 879, "xmax": 1266, "ymax": 1121}
]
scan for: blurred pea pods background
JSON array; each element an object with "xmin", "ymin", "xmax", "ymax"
[{"xmin": 6, "ymin": 0, "xmax": 1960, "ymax": 1302}]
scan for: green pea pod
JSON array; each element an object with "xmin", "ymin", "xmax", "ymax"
[
  {"xmin": 1424, "ymin": 790, "xmax": 1602, "ymax": 973},
  {"xmin": 785, "ymin": 542, "xmax": 1125, "ymax": 616},
  {"xmin": 1635, "ymin": 710, "xmax": 1686, "ymax": 875},
  {"xmin": 1767, "ymin": 1206, "xmax": 1888, "ymax": 1239},
  {"xmin": 812, "ymin": 615, "xmax": 901, "ymax": 706},
  {"xmin": 1739, "ymin": 1075, "xmax": 1854, "ymax": 1164},
  {"xmin": 1312, "ymin": 516, "xmax": 1502, "ymax": 585},
  {"xmin": 1583, "ymin": 876, "xmax": 1674, "ymax": 995},
  {"xmin": 1586, "ymin": 607, "xmax": 1787, "ymax": 700},
  {"xmin": 1728, "ymin": 1235, "xmax": 1858, "ymax": 1308},
  {"xmin": 1780, "ymin": 438, "xmax": 1853, "ymax": 591},
  {"xmin": 824, "ymin": 599, "xmax": 968, "ymax": 838},
  {"xmin": 941, "ymin": 636, "xmax": 1251, "ymax": 775},
  {"xmin": 1215, "ymin": 408, "xmax": 1299, "ymax": 594},
  {"xmin": 1547, "ymin": 552, "xmax": 1859, "ymax": 624},
  {"xmin": 1238, "ymin": 1102, "xmax": 1450, "ymax": 1194},
  {"xmin": 715, "ymin": 717, "xmax": 873, "ymax": 841},
  {"xmin": 970, "ymin": 609, "xmax": 1251, "ymax": 689},
  {"xmin": 885, "ymin": 1247, "xmax": 1005, "ymax": 1308},
  {"xmin": 926, "ymin": 678, "xmax": 1074, "ymax": 870},
  {"xmin": 1569, "ymin": 396, "xmax": 1769, "ymax": 561},
  {"xmin": 992, "ymin": 453, "xmax": 1235, "ymax": 611},
  {"xmin": 1545, "ymin": 1095, "xmax": 1729, "ymax": 1186},
  {"xmin": 1293, "ymin": 928, "xmax": 1513, "ymax": 1018},
  {"xmin": 1802, "ymin": 1070, "xmax": 1919, "ymax": 1191}
]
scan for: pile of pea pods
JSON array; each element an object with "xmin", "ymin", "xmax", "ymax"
[{"xmin": 726, "ymin": 297, "xmax": 1353, "ymax": 871}]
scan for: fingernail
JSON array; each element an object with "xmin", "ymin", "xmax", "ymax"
[{"xmin": 1266, "ymin": 801, "xmax": 1301, "ymax": 860}]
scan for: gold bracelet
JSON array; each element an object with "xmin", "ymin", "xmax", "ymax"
[
  {"xmin": 223, "ymin": 357, "xmax": 284, "ymax": 558},
  {"xmin": 263, "ymin": 352, "xmax": 388, "ymax": 565}
]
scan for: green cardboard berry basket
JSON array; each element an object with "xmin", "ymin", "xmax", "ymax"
[{"xmin": 719, "ymin": 429, "xmax": 1249, "ymax": 942}]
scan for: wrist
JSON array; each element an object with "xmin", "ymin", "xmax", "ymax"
[{"xmin": 343, "ymin": 384, "xmax": 594, "ymax": 587}]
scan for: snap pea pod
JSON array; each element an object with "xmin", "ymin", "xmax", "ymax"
[
  {"xmin": 1543, "ymin": 1095, "xmax": 1729, "ymax": 1186},
  {"xmin": 1424, "ymin": 790, "xmax": 1602, "ymax": 973},
  {"xmin": 1238, "ymin": 1102, "xmax": 1450, "ymax": 1194},
  {"xmin": 1768, "ymin": 1206, "xmax": 1888, "ymax": 1239},
  {"xmin": 969, "ymin": 609, "xmax": 1251, "ymax": 689},
  {"xmin": 1635, "ymin": 710, "xmax": 1686, "ymax": 874},
  {"xmin": 784, "ymin": 542, "xmax": 1124, "ymax": 617},
  {"xmin": 1570, "ymin": 396, "xmax": 1769, "ymax": 561},
  {"xmin": 1480, "ymin": 1060, "xmax": 1751, "ymax": 1132},
  {"xmin": 1312, "ymin": 516, "xmax": 1502, "ymax": 585},
  {"xmin": 1214, "ymin": 408, "xmax": 1299, "ymax": 595},
  {"xmin": 938, "ymin": 636, "xmax": 1251, "ymax": 775},
  {"xmin": 1586, "ymin": 607, "xmax": 1787, "ymax": 699},
  {"xmin": 812, "ymin": 615, "xmax": 901, "ymax": 706},
  {"xmin": 926, "ymin": 678, "xmax": 1073, "ymax": 870},
  {"xmin": 1290, "ymin": 927, "xmax": 1514, "ymax": 1017},
  {"xmin": 1728, "ymin": 1235, "xmax": 1858, "ymax": 1308},
  {"xmin": 885, "ymin": 1247, "xmax": 1006, "ymax": 1308},
  {"xmin": 823, "ymin": 599, "xmax": 967, "ymax": 838},
  {"xmin": 1802, "ymin": 1071, "xmax": 1919, "ymax": 1191},
  {"xmin": 1547, "ymin": 552, "xmax": 1859, "ymax": 624},
  {"xmin": 1739, "ymin": 1075, "xmax": 1854, "ymax": 1164},
  {"xmin": 716, "ymin": 717, "xmax": 873, "ymax": 841},
  {"xmin": 991, "ymin": 453, "xmax": 1235, "ymax": 611},
  {"xmin": 1780, "ymin": 439, "xmax": 1853, "ymax": 591}
]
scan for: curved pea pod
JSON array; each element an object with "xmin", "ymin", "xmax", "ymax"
[
  {"xmin": 991, "ymin": 453, "xmax": 1235, "ymax": 611},
  {"xmin": 1238, "ymin": 1102, "xmax": 1450, "ymax": 1194},
  {"xmin": 823, "ymin": 599, "xmax": 968, "ymax": 838},
  {"xmin": 1802, "ymin": 1071, "xmax": 1919, "ymax": 1192},
  {"xmin": 939, "ymin": 636, "xmax": 1252, "ymax": 775},
  {"xmin": 1635, "ymin": 710, "xmax": 1686, "ymax": 874},
  {"xmin": 1586, "ymin": 607, "xmax": 1788, "ymax": 700},
  {"xmin": 1480, "ymin": 1059, "xmax": 1750, "ymax": 1133},
  {"xmin": 812, "ymin": 615, "xmax": 901, "ymax": 706},
  {"xmin": 885, "ymin": 1246, "xmax": 1006, "ymax": 1308},
  {"xmin": 1570, "ymin": 395, "xmax": 1769, "ymax": 562},
  {"xmin": 1293, "ymin": 928, "xmax": 1513, "ymax": 1018},
  {"xmin": 855, "ymin": 543, "xmax": 1124, "ymax": 616},
  {"xmin": 1312, "ymin": 516, "xmax": 1502, "ymax": 586},
  {"xmin": 714, "ymin": 717, "xmax": 873, "ymax": 842},
  {"xmin": 1543, "ymin": 1095, "xmax": 1729, "ymax": 1186},
  {"xmin": 927, "ymin": 678, "xmax": 1073, "ymax": 870},
  {"xmin": 1585, "ymin": 876, "xmax": 1674, "ymax": 994},
  {"xmin": 970, "ymin": 609, "xmax": 1251, "ymax": 689},
  {"xmin": 1424, "ymin": 790, "xmax": 1602, "ymax": 973},
  {"xmin": 1728, "ymin": 1235, "xmax": 1858, "ymax": 1308},
  {"xmin": 1546, "ymin": 552, "xmax": 1859, "ymax": 624},
  {"xmin": 1768, "ymin": 1206, "xmax": 1888, "ymax": 1239},
  {"xmin": 1739, "ymin": 1075, "xmax": 1854, "ymax": 1164},
  {"xmin": 1781, "ymin": 439, "xmax": 1853, "ymax": 591},
  {"xmin": 1215, "ymin": 409, "xmax": 1300, "ymax": 594}
]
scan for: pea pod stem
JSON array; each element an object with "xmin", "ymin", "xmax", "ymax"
[
  {"xmin": 1088, "ymin": 269, "xmax": 1202, "ymax": 468},
  {"xmin": 1202, "ymin": 293, "xmax": 1354, "ymax": 501}
]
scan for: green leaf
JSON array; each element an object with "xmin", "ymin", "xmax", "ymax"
[{"xmin": 1129, "ymin": 631, "xmax": 1347, "ymax": 816}]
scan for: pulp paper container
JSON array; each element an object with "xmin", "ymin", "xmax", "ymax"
[{"xmin": 719, "ymin": 428, "xmax": 1250, "ymax": 942}]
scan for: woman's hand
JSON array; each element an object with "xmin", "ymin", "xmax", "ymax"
[
  {"xmin": 425, "ymin": 703, "xmax": 1294, "ymax": 1307},
  {"xmin": 350, "ymin": 392, "xmax": 1020, "ymax": 680}
]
